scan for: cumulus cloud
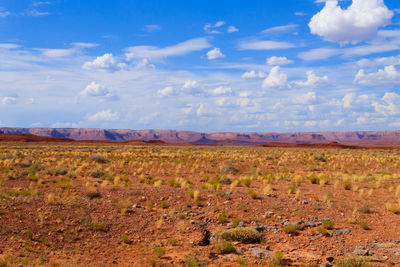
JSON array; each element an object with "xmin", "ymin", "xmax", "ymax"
[
  {"xmin": 125, "ymin": 38, "xmax": 211, "ymax": 59},
  {"xmin": 157, "ymin": 86, "xmax": 175, "ymax": 97},
  {"xmin": 206, "ymin": 48, "xmax": 225, "ymax": 60},
  {"xmin": 309, "ymin": 0, "xmax": 394, "ymax": 44},
  {"xmin": 210, "ymin": 86, "xmax": 232, "ymax": 96},
  {"xmin": 238, "ymin": 40, "xmax": 295, "ymax": 50},
  {"xmin": 262, "ymin": 66, "xmax": 288, "ymax": 88},
  {"xmin": 181, "ymin": 80, "xmax": 201, "ymax": 94},
  {"xmin": 1, "ymin": 96, "xmax": 17, "ymax": 105},
  {"xmin": 83, "ymin": 53, "xmax": 126, "ymax": 72},
  {"xmin": 343, "ymin": 93, "xmax": 354, "ymax": 108},
  {"xmin": 267, "ymin": 56, "xmax": 293, "ymax": 66},
  {"xmin": 373, "ymin": 92, "xmax": 400, "ymax": 115},
  {"xmin": 355, "ymin": 65, "xmax": 400, "ymax": 85},
  {"xmin": 80, "ymin": 81, "xmax": 118, "ymax": 100},
  {"xmin": 87, "ymin": 109, "xmax": 120, "ymax": 121},
  {"xmin": 241, "ymin": 70, "xmax": 266, "ymax": 79},
  {"xmin": 292, "ymin": 71, "xmax": 328, "ymax": 87}
]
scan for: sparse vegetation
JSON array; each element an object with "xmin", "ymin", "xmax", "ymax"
[
  {"xmin": 220, "ymin": 227, "xmax": 262, "ymax": 244},
  {"xmin": 0, "ymin": 142, "xmax": 399, "ymax": 265}
]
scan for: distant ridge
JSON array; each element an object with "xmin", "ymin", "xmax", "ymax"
[{"xmin": 1, "ymin": 127, "xmax": 400, "ymax": 146}]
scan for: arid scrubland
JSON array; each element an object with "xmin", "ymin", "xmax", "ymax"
[{"xmin": 1, "ymin": 143, "xmax": 400, "ymax": 266}]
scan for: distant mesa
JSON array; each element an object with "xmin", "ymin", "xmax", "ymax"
[{"xmin": 0, "ymin": 127, "xmax": 400, "ymax": 147}]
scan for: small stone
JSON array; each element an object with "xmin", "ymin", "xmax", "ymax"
[
  {"xmin": 353, "ymin": 246, "xmax": 373, "ymax": 256},
  {"xmin": 249, "ymin": 247, "xmax": 271, "ymax": 259},
  {"xmin": 301, "ymin": 200, "xmax": 309, "ymax": 204},
  {"xmin": 320, "ymin": 262, "xmax": 332, "ymax": 267},
  {"xmin": 335, "ymin": 228, "xmax": 351, "ymax": 235}
]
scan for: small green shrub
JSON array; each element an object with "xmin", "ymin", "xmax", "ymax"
[
  {"xmin": 87, "ymin": 167, "xmax": 106, "ymax": 178},
  {"xmin": 91, "ymin": 154, "xmax": 108, "ymax": 163},
  {"xmin": 269, "ymin": 251, "xmax": 283, "ymax": 267},
  {"xmin": 282, "ymin": 223, "xmax": 300, "ymax": 235},
  {"xmin": 360, "ymin": 221, "xmax": 370, "ymax": 230},
  {"xmin": 153, "ymin": 247, "xmax": 166, "ymax": 258},
  {"xmin": 358, "ymin": 203, "xmax": 373, "ymax": 214},
  {"xmin": 220, "ymin": 227, "xmax": 262, "ymax": 244},
  {"xmin": 335, "ymin": 256, "xmax": 370, "ymax": 267},
  {"xmin": 231, "ymin": 217, "xmax": 241, "ymax": 228},
  {"xmin": 218, "ymin": 212, "xmax": 228, "ymax": 224},
  {"xmin": 322, "ymin": 218, "xmax": 335, "ymax": 230},
  {"xmin": 121, "ymin": 234, "xmax": 131, "ymax": 244},
  {"xmin": 215, "ymin": 240, "xmax": 235, "ymax": 254},
  {"xmin": 248, "ymin": 189, "xmax": 257, "ymax": 199},
  {"xmin": 160, "ymin": 201, "xmax": 168, "ymax": 209}
]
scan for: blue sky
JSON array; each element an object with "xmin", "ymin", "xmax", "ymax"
[{"xmin": 1, "ymin": 0, "xmax": 400, "ymax": 132}]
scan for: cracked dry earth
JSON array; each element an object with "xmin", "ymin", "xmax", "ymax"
[{"xmin": 1, "ymin": 143, "xmax": 400, "ymax": 266}]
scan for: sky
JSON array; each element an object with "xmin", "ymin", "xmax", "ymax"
[{"xmin": 0, "ymin": 0, "xmax": 400, "ymax": 132}]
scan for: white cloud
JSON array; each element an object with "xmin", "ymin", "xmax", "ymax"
[
  {"xmin": 336, "ymin": 118, "xmax": 345, "ymax": 126},
  {"xmin": 0, "ymin": 8, "xmax": 11, "ymax": 18},
  {"xmin": 298, "ymin": 47, "xmax": 339, "ymax": 61},
  {"xmin": 134, "ymin": 58, "xmax": 155, "ymax": 70},
  {"xmin": 343, "ymin": 43, "xmax": 400, "ymax": 57},
  {"xmin": 238, "ymin": 40, "xmax": 295, "ymax": 50},
  {"xmin": 216, "ymin": 98, "xmax": 226, "ymax": 106},
  {"xmin": 357, "ymin": 55, "xmax": 400, "ymax": 67},
  {"xmin": 39, "ymin": 48, "xmax": 76, "ymax": 57},
  {"xmin": 237, "ymin": 98, "xmax": 250, "ymax": 107},
  {"xmin": 309, "ymin": 0, "xmax": 394, "ymax": 44},
  {"xmin": 295, "ymin": 12, "xmax": 307, "ymax": 16},
  {"xmin": 24, "ymin": 8, "xmax": 49, "ymax": 17},
  {"xmin": 181, "ymin": 80, "xmax": 200, "ymax": 94},
  {"xmin": 267, "ymin": 56, "xmax": 293, "ymax": 66},
  {"xmin": 357, "ymin": 116, "xmax": 367, "ymax": 124},
  {"xmin": 38, "ymin": 43, "xmax": 97, "ymax": 58},
  {"xmin": 373, "ymin": 92, "xmax": 400, "ymax": 115},
  {"xmin": 293, "ymin": 92, "xmax": 317, "ymax": 104},
  {"xmin": 389, "ymin": 121, "xmax": 400, "ymax": 128},
  {"xmin": 343, "ymin": 93, "xmax": 354, "ymax": 108},
  {"xmin": 80, "ymin": 81, "xmax": 117, "ymax": 100},
  {"xmin": 241, "ymin": 70, "xmax": 266, "ymax": 79},
  {"xmin": 204, "ymin": 21, "xmax": 226, "ymax": 34},
  {"xmin": 87, "ymin": 109, "xmax": 120, "ymax": 121},
  {"xmin": 1, "ymin": 96, "xmax": 17, "ymax": 105},
  {"xmin": 157, "ymin": 86, "xmax": 175, "ymax": 97},
  {"xmin": 26, "ymin": 98, "xmax": 34, "ymax": 104},
  {"xmin": 292, "ymin": 71, "xmax": 328, "ymax": 87},
  {"xmin": 144, "ymin": 24, "xmax": 161, "ymax": 32},
  {"xmin": 83, "ymin": 53, "xmax": 126, "ymax": 72},
  {"xmin": 197, "ymin": 103, "xmax": 215, "ymax": 116},
  {"xmin": 299, "ymin": 43, "xmax": 400, "ymax": 61},
  {"xmin": 125, "ymin": 38, "xmax": 211, "ymax": 59},
  {"xmin": 206, "ymin": 48, "xmax": 225, "ymax": 60},
  {"xmin": 262, "ymin": 24, "xmax": 298, "ymax": 34},
  {"xmin": 262, "ymin": 66, "xmax": 288, "ymax": 88},
  {"xmin": 305, "ymin": 120, "xmax": 317, "ymax": 127},
  {"xmin": 0, "ymin": 43, "xmax": 20, "ymax": 49},
  {"xmin": 355, "ymin": 65, "xmax": 400, "ymax": 85},
  {"xmin": 227, "ymin": 26, "xmax": 239, "ymax": 33},
  {"xmin": 210, "ymin": 86, "xmax": 232, "ymax": 96}
]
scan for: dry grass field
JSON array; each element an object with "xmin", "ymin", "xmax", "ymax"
[{"xmin": 1, "ymin": 142, "xmax": 400, "ymax": 266}]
